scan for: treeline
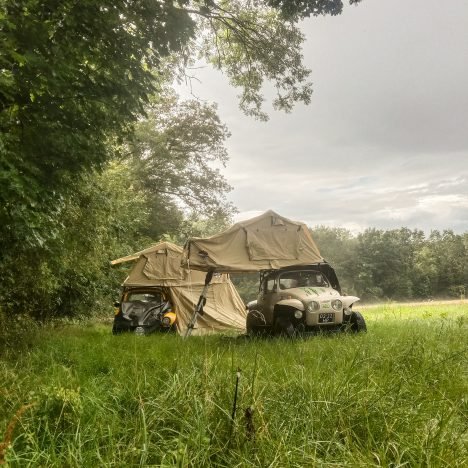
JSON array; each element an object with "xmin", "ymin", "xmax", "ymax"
[{"xmin": 233, "ymin": 226, "xmax": 468, "ymax": 303}]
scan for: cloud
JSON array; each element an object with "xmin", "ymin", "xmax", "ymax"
[{"xmin": 176, "ymin": 0, "xmax": 468, "ymax": 233}]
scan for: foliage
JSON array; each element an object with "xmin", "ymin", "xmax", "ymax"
[
  {"xmin": 310, "ymin": 226, "xmax": 358, "ymax": 292},
  {"xmin": 127, "ymin": 92, "xmax": 235, "ymax": 240},
  {"xmin": 310, "ymin": 226, "xmax": 468, "ymax": 302},
  {"xmin": 0, "ymin": 86, "xmax": 238, "ymax": 319},
  {"xmin": 0, "ymin": 162, "xmax": 151, "ymax": 319},
  {"xmin": 230, "ymin": 272, "xmax": 260, "ymax": 303},
  {"xmin": 0, "ymin": 304, "xmax": 467, "ymax": 466},
  {"xmin": 195, "ymin": 2, "xmax": 312, "ymax": 120},
  {"xmin": 0, "ymin": 0, "xmax": 195, "ymax": 248},
  {"xmin": 266, "ymin": 0, "xmax": 363, "ymax": 19},
  {"xmin": 1, "ymin": 0, "xmax": 333, "ymax": 254}
]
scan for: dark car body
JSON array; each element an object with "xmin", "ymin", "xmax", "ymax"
[{"xmin": 112, "ymin": 287, "xmax": 177, "ymax": 335}]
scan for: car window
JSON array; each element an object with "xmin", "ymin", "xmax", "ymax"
[
  {"xmin": 265, "ymin": 278, "xmax": 276, "ymax": 293},
  {"xmin": 126, "ymin": 292, "xmax": 162, "ymax": 303}
]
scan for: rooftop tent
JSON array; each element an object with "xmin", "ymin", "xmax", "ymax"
[
  {"xmin": 112, "ymin": 241, "xmax": 246, "ymax": 335},
  {"xmin": 182, "ymin": 210, "xmax": 323, "ymax": 273}
]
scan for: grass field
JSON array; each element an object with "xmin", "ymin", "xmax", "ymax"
[{"xmin": 1, "ymin": 303, "xmax": 467, "ymax": 467}]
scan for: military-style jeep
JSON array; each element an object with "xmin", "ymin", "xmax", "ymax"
[{"xmin": 246, "ymin": 263, "xmax": 366, "ymax": 336}]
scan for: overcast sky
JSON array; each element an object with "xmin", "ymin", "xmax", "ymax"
[{"xmin": 180, "ymin": 0, "xmax": 468, "ymax": 233}]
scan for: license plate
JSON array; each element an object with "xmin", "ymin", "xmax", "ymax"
[{"xmin": 318, "ymin": 313, "xmax": 335, "ymax": 323}]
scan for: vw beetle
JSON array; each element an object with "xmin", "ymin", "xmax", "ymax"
[
  {"xmin": 112, "ymin": 287, "xmax": 177, "ymax": 335},
  {"xmin": 246, "ymin": 263, "xmax": 366, "ymax": 336}
]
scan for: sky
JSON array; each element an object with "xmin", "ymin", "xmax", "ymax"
[{"xmin": 179, "ymin": 0, "xmax": 468, "ymax": 233}]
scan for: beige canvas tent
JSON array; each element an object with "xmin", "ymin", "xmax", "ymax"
[
  {"xmin": 182, "ymin": 210, "xmax": 323, "ymax": 273},
  {"xmin": 112, "ymin": 241, "xmax": 246, "ymax": 335}
]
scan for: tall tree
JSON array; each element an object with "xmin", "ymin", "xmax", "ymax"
[{"xmin": 1, "ymin": 0, "xmax": 363, "ymax": 250}]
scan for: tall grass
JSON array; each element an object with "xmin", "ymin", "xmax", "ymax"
[{"xmin": 1, "ymin": 304, "xmax": 467, "ymax": 466}]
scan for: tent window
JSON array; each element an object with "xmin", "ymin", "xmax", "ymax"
[{"xmin": 271, "ymin": 216, "xmax": 285, "ymax": 226}]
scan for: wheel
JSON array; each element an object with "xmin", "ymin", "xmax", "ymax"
[
  {"xmin": 349, "ymin": 311, "xmax": 367, "ymax": 333},
  {"xmin": 246, "ymin": 310, "xmax": 268, "ymax": 337},
  {"xmin": 273, "ymin": 316, "xmax": 296, "ymax": 338}
]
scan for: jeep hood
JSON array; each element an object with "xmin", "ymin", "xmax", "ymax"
[
  {"xmin": 285, "ymin": 287, "xmax": 341, "ymax": 300},
  {"xmin": 283, "ymin": 288, "xmax": 360, "ymax": 307}
]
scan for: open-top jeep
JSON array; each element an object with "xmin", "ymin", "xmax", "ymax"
[{"xmin": 246, "ymin": 263, "xmax": 366, "ymax": 336}]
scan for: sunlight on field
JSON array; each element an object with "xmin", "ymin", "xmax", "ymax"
[
  {"xmin": 1, "ymin": 304, "xmax": 467, "ymax": 466},
  {"xmin": 362, "ymin": 301, "xmax": 468, "ymax": 320}
]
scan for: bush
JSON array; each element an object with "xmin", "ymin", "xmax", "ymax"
[{"xmin": 0, "ymin": 308, "xmax": 40, "ymax": 356}]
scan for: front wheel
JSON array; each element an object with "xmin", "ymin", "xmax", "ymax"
[
  {"xmin": 273, "ymin": 316, "xmax": 296, "ymax": 338},
  {"xmin": 349, "ymin": 311, "xmax": 367, "ymax": 333},
  {"xmin": 246, "ymin": 310, "xmax": 268, "ymax": 337}
]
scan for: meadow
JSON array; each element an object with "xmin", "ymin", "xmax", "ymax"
[{"xmin": 1, "ymin": 303, "xmax": 467, "ymax": 467}]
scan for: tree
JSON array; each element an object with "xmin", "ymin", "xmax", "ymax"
[
  {"xmin": 0, "ymin": 162, "xmax": 152, "ymax": 319},
  {"xmin": 0, "ymin": 90, "xmax": 237, "ymax": 318},
  {"xmin": 1, "ymin": 0, "xmax": 364, "ymax": 251},
  {"xmin": 130, "ymin": 94, "xmax": 233, "ymax": 214}
]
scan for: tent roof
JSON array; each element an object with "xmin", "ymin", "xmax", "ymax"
[
  {"xmin": 112, "ymin": 241, "xmax": 213, "ymax": 286},
  {"xmin": 183, "ymin": 210, "xmax": 323, "ymax": 273}
]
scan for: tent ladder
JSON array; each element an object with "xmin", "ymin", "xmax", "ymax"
[{"xmin": 184, "ymin": 270, "xmax": 214, "ymax": 338}]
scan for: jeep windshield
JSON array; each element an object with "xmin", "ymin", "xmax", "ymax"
[{"xmin": 278, "ymin": 270, "xmax": 329, "ymax": 290}]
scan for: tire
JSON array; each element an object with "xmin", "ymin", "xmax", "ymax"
[
  {"xmin": 246, "ymin": 310, "xmax": 268, "ymax": 337},
  {"xmin": 349, "ymin": 311, "xmax": 367, "ymax": 333},
  {"xmin": 274, "ymin": 316, "xmax": 296, "ymax": 338}
]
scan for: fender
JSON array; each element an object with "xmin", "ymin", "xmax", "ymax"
[
  {"xmin": 275, "ymin": 299, "xmax": 305, "ymax": 311},
  {"xmin": 246, "ymin": 300, "xmax": 258, "ymax": 310},
  {"xmin": 341, "ymin": 296, "xmax": 360, "ymax": 308}
]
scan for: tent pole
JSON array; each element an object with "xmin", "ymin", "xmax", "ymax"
[{"xmin": 184, "ymin": 270, "xmax": 214, "ymax": 339}]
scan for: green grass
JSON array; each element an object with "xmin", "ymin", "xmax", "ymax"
[{"xmin": 1, "ymin": 304, "xmax": 467, "ymax": 467}]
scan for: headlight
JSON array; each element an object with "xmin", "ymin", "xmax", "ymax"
[
  {"xmin": 307, "ymin": 301, "xmax": 320, "ymax": 312},
  {"xmin": 294, "ymin": 310, "xmax": 303, "ymax": 319},
  {"xmin": 161, "ymin": 316, "xmax": 171, "ymax": 326},
  {"xmin": 331, "ymin": 299, "xmax": 342, "ymax": 311}
]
